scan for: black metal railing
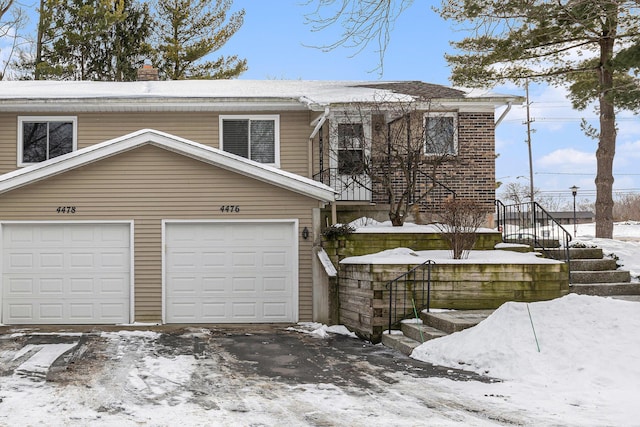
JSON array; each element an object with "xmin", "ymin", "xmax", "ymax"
[
  {"xmin": 416, "ymin": 170, "xmax": 457, "ymax": 200},
  {"xmin": 495, "ymin": 200, "xmax": 572, "ymax": 279},
  {"xmin": 312, "ymin": 168, "xmax": 372, "ymax": 201},
  {"xmin": 386, "ymin": 260, "xmax": 436, "ymax": 336}
]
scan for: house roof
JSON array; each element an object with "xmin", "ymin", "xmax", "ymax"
[
  {"xmin": 0, "ymin": 80, "xmax": 523, "ymax": 112},
  {"xmin": 0, "ymin": 129, "xmax": 336, "ymax": 202}
]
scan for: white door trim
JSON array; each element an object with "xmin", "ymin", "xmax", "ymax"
[
  {"xmin": 0, "ymin": 220, "xmax": 135, "ymax": 324},
  {"xmin": 161, "ymin": 219, "xmax": 299, "ymax": 324}
]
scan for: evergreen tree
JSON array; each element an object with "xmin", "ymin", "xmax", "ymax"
[
  {"xmin": 152, "ymin": 0, "xmax": 247, "ymax": 79},
  {"xmin": 438, "ymin": 0, "xmax": 640, "ymax": 238},
  {"xmin": 33, "ymin": 0, "xmax": 152, "ymax": 80}
]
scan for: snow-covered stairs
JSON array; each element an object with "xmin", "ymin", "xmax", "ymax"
[
  {"xmin": 547, "ymin": 247, "xmax": 640, "ymax": 299},
  {"xmin": 381, "ymin": 310, "xmax": 492, "ymax": 356}
]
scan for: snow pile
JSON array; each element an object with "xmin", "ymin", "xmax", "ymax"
[
  {"xmin": 288, "ymin": 322, "xmax": 358, "ymax": 339},
  {"xmin": 412, "ymin": 294, "xmax": 640, "ymax": 422},
  {"xmin": 340, "ymin": 248, "xmax": 561, "ymax": 265},
  {"xmin": 346, "ymin": 216, "xmax": 497, "ymax": 234}
]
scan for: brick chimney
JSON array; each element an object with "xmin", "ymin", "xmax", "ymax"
[{"xmin": 137, "ymin": 64, "xmax": 159, "ymax": 81}]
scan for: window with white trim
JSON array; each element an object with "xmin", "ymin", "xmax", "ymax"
[
  {"xmin": 219, "ymin": 115, "xmax": 280, "ymax": 166},
  {"xmin": 18, "ymin": 116, "xmax": 77, "ymax": 166},
  {"xmin": 337, "ymin": 123, "xmax": 365, "ymax": 174},
  {"xmin": 424, "ymin": 112, "xmax": 457, "ymax": 155}
]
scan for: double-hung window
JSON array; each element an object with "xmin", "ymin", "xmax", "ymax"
[
  {"xmin": 18, "ymin": 116, "xmax": 77, "ymax": 166},
  {"xmin": 219, "ymin": 115, "xmax": 280, "ymax": 167},
  {"xmin": 424, "ymin": 112, "xmax": 458, "ymax": 156},
  {"xmin": 337, "ymin": 123, "xmax": 365, "ymax": 175}
]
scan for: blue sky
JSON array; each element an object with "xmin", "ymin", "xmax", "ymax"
[
  {"xmin": 216, "ymin": 0, "xmax": 640, "ymax": 206},
  {"xmin": 3, "ymin": 0, "xmax": 639, "ymax": 206}
]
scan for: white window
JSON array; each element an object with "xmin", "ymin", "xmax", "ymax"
[
  {"xmin": 424, "ymin": 112, "xmax": 458, "ymax": 156},
  {"xmin": 219, "ymin": 115, "xmax": 280, "ymax": 167},
  {"xmin": 337, "ymin": 123, "xmax": 365, "ymax": 174},
  {"xmin": 18, "ymin": 116, "xmax": 77, "ymax": 166}
]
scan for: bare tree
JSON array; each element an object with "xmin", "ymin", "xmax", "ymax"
[
  {"xmin": 327, "ymin": 97, "xmax": 456, "ymax": 226},
  {"xmin": 437, "ymin": 198, "xmax": 487, "ymax": 259},
  {"xmin": 303, "ymin": 0, "xmax": 412, "ymax": 74},
  {"xmin": 613, "ymin": 194, "xmax": 640, "ymax": 221},
  {"xmin": 0, "ymin": 0, "xmax": 26, "ymax": 80},
  {"xmin": 500, "ymin": 182, "xmax": 539, "ymax": 205}
]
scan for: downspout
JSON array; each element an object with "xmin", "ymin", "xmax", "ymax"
[{"xmin": 494, "ymin": 101, "xmax": 513, "ymax": 127}]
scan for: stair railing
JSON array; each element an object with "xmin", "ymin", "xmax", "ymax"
[
  {"xmin": 386, "ymin": 260, "xmax": 436, "ymax": 334},
  {"xmin": 495, "ymin": 200, "xmax": 572, "ymax": 281}
]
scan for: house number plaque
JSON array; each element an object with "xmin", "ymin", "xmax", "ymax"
[
  {"xmin": 56, "ymin": 206, "xmax": 77, "ymax": 213},
  {"xmin": 220, "ymin": 205, "xmax": 240, "ymax": 213}
]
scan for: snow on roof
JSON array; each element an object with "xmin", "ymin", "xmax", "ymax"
[{"xmin": 0, "ymin": 80, "xmax": 520, "ymax": 108}]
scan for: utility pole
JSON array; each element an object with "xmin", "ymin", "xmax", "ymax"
[{"xmin": 524, "ymin": 79, "xmax": 535, "ymax": 204}]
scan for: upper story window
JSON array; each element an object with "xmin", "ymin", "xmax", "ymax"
[
  {"xmin": 18, "ymin": 116, "xmax": 77, "ymax": 166},
  {"xmin": 337, "ymin": 123, "xmax": 365, "ymax": 175},
  {"xmin": 424, "ymin": 112, "xmax": 458, "ymax": 156},
  {"xmin": 219, "ymin": 115, "xmax": 280, "ymax": 167},
  {"xmin": 329, "ymin": 112, "xmax": 371, "ymax": 176}
]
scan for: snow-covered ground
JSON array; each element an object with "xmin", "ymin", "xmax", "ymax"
[{"xmin": 0, "ymin": 221, "xmax": 638, "ymax": 426}]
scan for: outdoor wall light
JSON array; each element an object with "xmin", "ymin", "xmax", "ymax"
[{"xmin": 302, "ymin": 227, "xmax": 309, "ymax": 240}]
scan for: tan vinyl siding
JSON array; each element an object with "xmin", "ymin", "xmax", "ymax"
[
  {"xmin": 0, "ymin": 111, "xmax": 313, "ymax": 177},
  {"xmin": 0, "ymin": 145, "xmax": 319, "ymax": 322},
  {"xmin": 0, "ymin": 114, "xmax": 17, "ymax": 174}
]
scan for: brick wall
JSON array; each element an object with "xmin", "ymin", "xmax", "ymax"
[{"xmin": 370, "ymin": 112, "xmax": 496, "ymax": 214}]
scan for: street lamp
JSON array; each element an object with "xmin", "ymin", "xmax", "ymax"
[{"xmin": 570, "ymin": 185, "xmax": 579, "ymax": 238}]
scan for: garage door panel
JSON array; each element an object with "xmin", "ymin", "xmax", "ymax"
[
  {"xmin": 165, "ymin": 222, "xmax": 297, "ymax": 323},
  {"xmin": 202, "ymin": 277, "xmax": 226, "ymax": 293},
  {"xmin": 2, "ymin": 223, "xmax": 131, "ymax": 324},
  {"xmin": 263, "ymin": 302, "xmax": 288, "ymax": 319}
]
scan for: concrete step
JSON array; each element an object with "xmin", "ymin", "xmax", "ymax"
[
  {"xmin": 570, "ymin": 270, "xmax": 631, "ymax": 284},
  {"xmin": 401, "ymin": 322, "xmax": 447, "ymax": 343},
  {"xmin": 609, "ymin": 295, "xmax": 640, "ymax": 302},
  {"xmin": 569, "ymin": 258, "xmax": 618, "ymax": 271},
  {"xmin": 421, "ymin": 310, "xmax": 493, "ymax": 334},
  {"xmin": 546, "ymin": 247, "xmax": 603, "ymax": 260},
  {"xmin": 570, "ymin": 282, "xmax": 640, "ymax": 296},
  {"xmin": 380, "ymin": 333, "xmax": 421, "ymax": 356}
]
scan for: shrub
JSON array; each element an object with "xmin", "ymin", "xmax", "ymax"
[
  {"xmin": 436, "ymin": 198, "xmax": 486, "ymax": 259},
  {"xmin": 322, "ymin": 224, "xmax": 355, "ymax": 239}
]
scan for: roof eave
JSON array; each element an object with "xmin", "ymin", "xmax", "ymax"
[{"xmin": 0, "ymin": 98, "xmax": 310, "ymax": 113}]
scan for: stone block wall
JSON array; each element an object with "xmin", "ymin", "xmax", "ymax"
[
  {"xmin": 338, "ymin": 261, "xmax": 569, "ymax": 343},
  {"xmin": 322, "ymin": 231, "xmax": 503, "ymax": 265}
]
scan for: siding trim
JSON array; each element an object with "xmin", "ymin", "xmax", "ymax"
[{"xmin": 0, "ymin": 219, "xmax": 135, "ymax": 324}]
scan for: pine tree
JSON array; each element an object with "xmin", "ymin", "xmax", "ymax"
[
  {"xmin": 152, "ymin": 0, "xmax": 247, "ymax": 80},
  {"xmin": 33, "ymin": 0, "xmax": 152, "ymax": 81}
]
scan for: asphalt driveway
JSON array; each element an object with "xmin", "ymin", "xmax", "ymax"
[{"xmin": 0, "ymin": 325, "xmax": 511, "ymax": 426}]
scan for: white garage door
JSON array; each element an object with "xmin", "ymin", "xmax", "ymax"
[
  {"xmin": 165, "ymin": 221, "xmax": 297, "ymax": 323},
  {"xmin": 1, "ymin": 223, "xmax": 131, "ymax": 324}
]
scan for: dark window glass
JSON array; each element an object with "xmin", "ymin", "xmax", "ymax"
[
  {"xmin": 222, "ymin": 118, "xmax": 276, "ymax": 164},
  {"xmin": 22, "ymin": 122, "xmax": 48, "ymax": 163},
  {"xmin": 250, "ymin": 120, "xmax": 275, "ymax": 163},
  {"xmin": 22, "ymin": 121, "xmax": 74, "ymax": 163},
  {"xmin": 48, "ymin": 122, "xmax": 73, "ymax": 159},
  {"xmin": 425, "ymin": 116, "xmax": 455, "ymax": 155},
  {"xmin": 337, "ymin": 123, "xmax": 365, "ymax": 174},
  {"xmin": 222, "ymin": 119, "xmax": 249, "ymax": 158}
]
